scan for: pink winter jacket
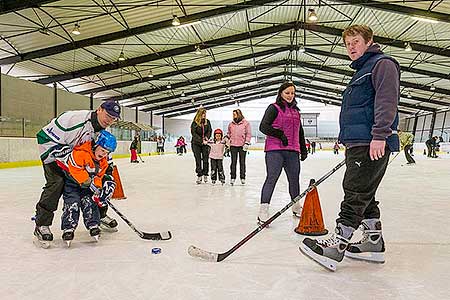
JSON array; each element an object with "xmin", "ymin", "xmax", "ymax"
[
  {"xmin": 209, "ymin": 141, "xmax": 226, "ymax": 160},
  {"xmin": 227, "ymin": 119, "xmax": 251, "ymax": 147}
]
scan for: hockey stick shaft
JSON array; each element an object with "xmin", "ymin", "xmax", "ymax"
[
  {"xmin": 387, "ymin": 151, "xmax": 400, "ymax": 166},
  {"xmin": 188, "ymin": 159, "xmax": 346, "ymax": 262},
  {"xmin": 138, "ymin": 154, "xmax": 145, "ymax": 162},
  {"xmin": 106, "ymin": 200, "xmax": 172, "ymax": 240}
]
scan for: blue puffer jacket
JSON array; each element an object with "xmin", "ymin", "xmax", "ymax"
[{"xmin": 338, "ymin": 51, "xmax": 400, "ymax": 152}]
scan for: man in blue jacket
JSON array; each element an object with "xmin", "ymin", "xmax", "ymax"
[{"xmin": 300, "ymin": 24, "xmax": 400, "ymax": 271}]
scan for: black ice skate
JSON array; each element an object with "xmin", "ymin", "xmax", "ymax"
[
  {"xmin": 89, "ymin": 226, "xmax": 101, "ymax": 242},
  {"xmin": 34, "ymin": 226, "xmax": 53, "ymax": 249},
  {"xmin": 299, "ymin": 224, "xmax": 353, "ymax": 272},
  {"xmin": 100, "ymin": 215, "xmax": 118, "ymax": 232},
  {"xmin": 62, "ymin": 229, "xmax": 74, "ymax": 247}
]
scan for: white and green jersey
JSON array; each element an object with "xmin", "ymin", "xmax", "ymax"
[{"xmin": 37, "ymin": 110, "xmax": 96, "ymax": 164}]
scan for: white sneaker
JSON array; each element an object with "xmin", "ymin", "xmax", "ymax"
[
  {"xmin": 292, "ymin": 201, "xmax": 302, "ymax": 218},
  {"xmin": 230, "ymin": 179, "xmax": 235, "ymax": 186},
  {"xmin": 196, "ymin": 176, "xmax": 202, "ymax": 184},
  {"xmin": 203, "ymin": 176, "xmax": 208, "ymax": 183},
  {"xmin": 240, "ymin": 179, "xmax": 245, "ymax": 185},
  {"xmin": 257, "ymin": 203, "xmax": 270, "ymax": 224}
]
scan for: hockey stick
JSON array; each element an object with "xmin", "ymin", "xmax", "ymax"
[
  {"xmin": 188, "ymin": 159, "xmax": 346, "ymax": 262},
  {"xmin": 138, "ymin": 154, "xmax": 145, "ymax": 163},
  {"xmin": 106, "ymin": 200, "xmax": 172, "ymax": 240},
  {"xmin": 387, "ymin": 151, "xmax": 400, "ymax": 166}
]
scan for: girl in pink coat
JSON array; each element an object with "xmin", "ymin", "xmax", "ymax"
[{"xmin": 209, "ymin": 129, "xmax": 227, "ymax": 184}]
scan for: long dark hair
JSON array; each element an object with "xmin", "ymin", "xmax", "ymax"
[
  {"xmin": 233, "ymin": 109, "xmax": 244, "ymax": 123},
  {"xmin": 275, "ymin": 82, "xmax": 297, "ymax": 111}
]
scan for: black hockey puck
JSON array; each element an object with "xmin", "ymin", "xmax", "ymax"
[{"xmin": 151, "ymin": 247, "xmax": 161, "ymax": 254}]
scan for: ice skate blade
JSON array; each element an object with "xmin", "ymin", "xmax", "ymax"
[
  {"xmin": 345, "ymin": 251, "xmax": 385, "ymax": 263},
  {"xmin": 99, "ymin": 223, "xmax": 118, "ymax": 232},
  {"xmin": 257, "ymin": 218, "xmax": 270, "ymax": 227},
  {"xmin": 33, "ymin": 237, "xmax": 50, "ymax": 249},
  {"xmin": 65, "ymin": 241, "xmax": 72, "ymax": 248},
  {"xmin": 299, "ymin": 243, "xmax": 337, "ymax": 272},
  {"xmin": 292, "ymin": 212, "xmax": 301, "ymax": 218},
  {"xmin": 91, "ymin": 235, "xmax": 99, "ymax": 242}
]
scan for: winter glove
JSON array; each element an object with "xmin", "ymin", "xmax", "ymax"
[
  {"xmin": 280, "ymin": 134, "xmax": 289, "ymax": 147},
  {"xmin": 300, "ymin": 152, "xmax": 307, "ymax": 161},
  {"xmin": 88, "ymin": 180, "xmax": 100, "ymax": 195},
  {"xmin": 243, "ymin": 143, "xmax": 250, "ymax": 152},
  {"xmin": 93, "ymin": 179, "xmax": 116, "ymax": 208}
]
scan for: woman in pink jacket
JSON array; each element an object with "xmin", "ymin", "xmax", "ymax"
[{"xmin": 227, "ymin": 109, "xmax": 252, "ymax": 185}]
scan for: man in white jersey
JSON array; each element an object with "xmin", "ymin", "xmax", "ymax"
[{"xmin": 34, "ymin": 100, "xmax": 121, "ymax": 246}]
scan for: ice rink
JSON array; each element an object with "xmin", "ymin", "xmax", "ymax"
[{"xmin": 1, "ymin": 150, "xmax": 449, "ymax": 300}]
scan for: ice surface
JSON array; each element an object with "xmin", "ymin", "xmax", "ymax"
[{"xmin": 1, "ymin": 151, "xmax": 450, "ymax": 299}]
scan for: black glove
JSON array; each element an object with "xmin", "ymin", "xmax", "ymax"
[
  {"xmin": 280, "ymin": 134, "xmax": 288, "ymax": 147},
  {"xmin": 300, "ymin": 152, "xmax": 307, "ymax": 161}
]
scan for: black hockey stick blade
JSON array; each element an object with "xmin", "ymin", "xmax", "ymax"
[
  {"xmin": 107, "ymin": 200, "xmax": 172, "ymax": 241},
  {"xmin": 188, "ymin": 159, "xmax": 346, "ymax": 262},
  {"xmin": 140, "ymin": 231, "xmax": 172, "ymax": 241}
]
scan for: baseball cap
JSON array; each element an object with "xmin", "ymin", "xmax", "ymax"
[{"xmin": 101, "ymin": 100, "xmax": 121, "ymax": 119}]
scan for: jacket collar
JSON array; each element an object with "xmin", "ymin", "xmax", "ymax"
[{"xmin": 350, "ymin": 43, "xmax": 382, "ymax": 70}]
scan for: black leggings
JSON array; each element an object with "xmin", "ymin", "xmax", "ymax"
[{"xmin": 230, "ymin": 146, "xmax": 247, "ymax": 179}]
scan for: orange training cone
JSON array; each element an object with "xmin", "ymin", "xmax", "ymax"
[
  {"xmin": 112, "ymin": 165, "xmax": 127, "ymax": 200},
  {"xmin": 294, "ymin": 179, "xmax": 328, "ymax": 236}
]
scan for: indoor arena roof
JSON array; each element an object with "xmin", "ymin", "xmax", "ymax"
[{"xmin": 0, "ymin": 0, "xmax": 449, "ymax": 117}]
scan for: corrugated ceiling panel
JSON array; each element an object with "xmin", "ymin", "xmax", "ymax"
[{"xmin": 376, "ymin": 0, "xmax": 450, "ymax": 14}]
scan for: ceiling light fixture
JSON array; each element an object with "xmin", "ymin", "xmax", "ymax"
[
  {"xmin": 148, "ymin": 70, "xmax": 154, "ymax": 78},
  {"xmin": 195, "ymin": 45, "xmax": 202, "ymax": 55},
  {"xmin": 118, "ymin": 51, "xmax": 126, "ymax": 61},
  {"xmin": 71, "ymin": 23, "xmax": 81, "ymax": 35},
  {"xmin": 38, "ymin": 28, "xmax": 50, "ymax": 36},
  {"xmin": 178, "ymin": 20, "xmax": 202, "ymax": 29},
  {"xmin": 307, "ymin": 9, "xmax": 318, "ymax": 22},
  {"xmin": 430, "ymin": 84, "xmax": 436, "ymax": 91},
  {"xmin": 404, "ymin": 42, "xmax": 413, "ymax": 52},
  {"xmin": 172, "ymin": 15, "xmax": 181, "ymax": 26},
  {"xmin": 166, "ymin": 83, "xmax": 172, "ymax": 89},
  {"xmin": 181, "ymin": 91, "xmax": 185, "ymax": 97},
  {"xmin": 298, "ymin": 45, "xmax": 306, "ymax": 53}
]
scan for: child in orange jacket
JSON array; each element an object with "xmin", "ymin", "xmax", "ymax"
[{"xmin": 56, "ymin": 130, "xmax": 117, "ymax": 246}]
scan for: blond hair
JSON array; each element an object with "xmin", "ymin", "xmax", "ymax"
[
  {"xmin": 193, "ymin": 108, "xmax": 207, "ymax": 126},
  {"xmin": 342, "ymin": 25, "xmax": 373, "ymax": 43}
]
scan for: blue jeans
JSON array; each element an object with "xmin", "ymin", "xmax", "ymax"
[
  {"xmin": 261, "ymin": 150, "xmax": 300, "ymax": 204},
  {"xmin": 61, "ymin": 180, "xmax": 100, "ymax": 231}
]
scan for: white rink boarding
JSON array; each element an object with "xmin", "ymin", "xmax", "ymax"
[{"xmin": 1, "ymin": 150, "xmax": 449, "ymax": 300}]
